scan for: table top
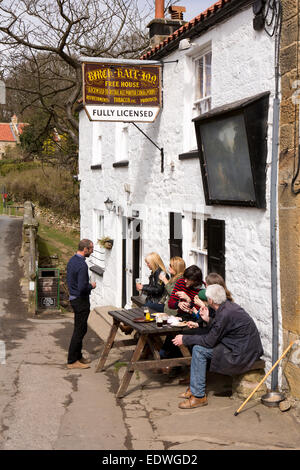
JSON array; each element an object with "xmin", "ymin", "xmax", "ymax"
[{"xmin": 108, "ymin": 307, "xmax": 189, "ymax": 335}]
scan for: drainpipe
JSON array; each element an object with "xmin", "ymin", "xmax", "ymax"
[
  {"xmin": 270, "ymin": 95, "xmax": 280, "ymax": 391},
  {"xmin": 268, "ymin": 1, "xmax": 282, "ymax": 391}
]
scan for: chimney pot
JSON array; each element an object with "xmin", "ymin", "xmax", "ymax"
[
  {"xmin": 155, "ymin": 0, "xmax": 164, "ymax": 19},
  {"xmin": 168, "ymin": 5, "xmax": 186, "ymax": 20}
]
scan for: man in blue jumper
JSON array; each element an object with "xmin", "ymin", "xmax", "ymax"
[{"xmin": 66, "ymin": 239, "xmax": 96, "ymax": 369}]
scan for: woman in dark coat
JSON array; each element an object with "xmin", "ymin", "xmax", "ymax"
[
  {"xmin": 173, "ymin": 284, "xmax": 264, "ymax": 409},
  {"xmin": 136, "ymin": 252, "xmax": 168, "ymax": 310}
]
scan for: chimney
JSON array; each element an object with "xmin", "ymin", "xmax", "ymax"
[
  {"xmin": 147, "ymin": 1, "xmax": 187, "ymax": 48},
  {"xmin": 155, "ymin": 0, "xmax": 164, "ymax": 19},
  {"xmin": 169, "ymin": 6, "xmax": 186, "ymax": 20}
]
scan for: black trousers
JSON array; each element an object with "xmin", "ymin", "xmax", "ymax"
[{"xmin": 67, "ymin": 297, "xmax": 90, "ymax": 364}]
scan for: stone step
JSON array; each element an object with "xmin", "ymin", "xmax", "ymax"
[{"xmin": 88, "ymin": 305, "xmax": 131, "ymax": 342}]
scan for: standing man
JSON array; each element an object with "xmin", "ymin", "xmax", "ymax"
[{"xmin": 66, "ymin": 239, "xmax": 96, "ymax": 369}]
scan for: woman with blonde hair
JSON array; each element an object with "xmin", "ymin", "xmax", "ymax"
[
  {"xmin": 136, "ymin": 252, "xmax": 168, "ymax": 311},
  {"xmin": 159, "ymin": 256, "xmax": 186, "ymax": 315}
]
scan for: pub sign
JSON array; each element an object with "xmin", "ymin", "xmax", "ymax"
[{"xmin": 82, "ymin": 61, "xmax": 162, "ymax": 123}]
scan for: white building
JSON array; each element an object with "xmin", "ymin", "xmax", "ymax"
[{"xmin": 78, "ymin": 1, "xmax": 278, "ymax": 372}]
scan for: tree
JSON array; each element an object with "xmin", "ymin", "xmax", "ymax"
[{"xmin": 0, "ymin": 0, "xmax": 154, "ymax": 157}]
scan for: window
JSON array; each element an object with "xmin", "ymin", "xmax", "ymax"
[
  {"xmin": 189, "ymin": 217, "xmax": 225, "ymax": 280},
  {"xmin": 190, "ymin": 215, "xmax": 208, "ymax": 278},
  {"xmin": 194, "ymin": 50, "xmax": 212, "ymax": 115},
  {"xmin": 194, "ymin": 92, "xmax": 269, "ymax": 208},
  {"xmin": 169, "ymin": 212, "xmax": 183, "ymax": 258}
]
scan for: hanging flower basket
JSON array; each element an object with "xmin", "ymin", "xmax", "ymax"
[{"xmin": 98, "ymin": 237, "xmax": 114, "ymax": 250}]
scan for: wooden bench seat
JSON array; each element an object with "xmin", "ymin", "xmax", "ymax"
[{"xmin": 131, "ymin": 295, "xmax": 146, "ymax": 308}]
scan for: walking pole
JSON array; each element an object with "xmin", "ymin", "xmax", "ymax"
[{"xmin": 234, "ymin": 341, "xmax": 295, "ymax": 416}]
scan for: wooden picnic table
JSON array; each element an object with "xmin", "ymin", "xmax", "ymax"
[{"xmin": 95, "ymin": 307, "xmax": 192, "ymax": 398}]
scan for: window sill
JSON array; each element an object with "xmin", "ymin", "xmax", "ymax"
[
  {"xmin": 90, "ymin": 164, "xmax": 102, "ymax": 170},
  {"xmin": 178, "ymin": 150, "xmax": 199, "ymax": 160},
  {"xmin": 89, "ymin": 265, "xmax": 104, "ymax": 276},
  {"xmin": 189, "ymin": 248, "xmax": 207, "ymax": 255},
  {"xmin": 113, "ymin": 160, "xmax": 129, "ymax": 168}
]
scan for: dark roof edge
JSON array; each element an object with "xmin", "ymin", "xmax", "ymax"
[
  {"xmin": 142, "ymin": 0, "xmax": 255, "ymax": 61},
  {"xmin": 192, "ymin": 91, "xmax": 271, "ymax": 122}
]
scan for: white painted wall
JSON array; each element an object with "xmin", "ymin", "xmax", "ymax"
[{"xmin": 79, "ymin": 7, "xmax": 278, "ymax": 370}]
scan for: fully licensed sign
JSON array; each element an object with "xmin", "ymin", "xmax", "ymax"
[{"xmin": 82, "ymin": 61, "xmax": 162, "ymax": 122}]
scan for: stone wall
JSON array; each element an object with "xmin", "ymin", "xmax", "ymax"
[
  {"xmin": 279, "ymin": 0, "xmax": 300, "ymax": 398},
  {"xmin": 21, "ymin": 201, "xmax": 39, "ymax": 316}
]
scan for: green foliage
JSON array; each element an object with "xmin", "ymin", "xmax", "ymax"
[
  {"xmin": 0, "ymin": 165, "xmax": 79, "ymax": 217},
  {"xmin": 0, "ymin": 159, "xmax": 41, "ymax": 176},
  {"xmin": 19, "ymin": 110, "xmax": 52, "ymax": 156}
]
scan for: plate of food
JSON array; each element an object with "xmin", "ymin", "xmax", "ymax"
[
  {"xmin": 133, "ymin": 317, "xmax": 155, "ymax": 323},
  {"xmin": 171, "ymin": 321, "xmax": 188, "ymax": 327}
]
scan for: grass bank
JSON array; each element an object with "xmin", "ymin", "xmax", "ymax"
[{"xmin": 0, "ymin": 163, "xmax": 79, "ymax": 219}]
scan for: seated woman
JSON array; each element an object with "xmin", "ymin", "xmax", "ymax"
[
  {"xmin": 136, "ymin": 252, "xmax": 168, "ymax": 312},
  {"xmin": 159, "ymin": 256, "xmax": 186, "ymax": 316},
  {"xmin": 160, "ymin": 265, "xmax": 204, "ymax": 361},
  {"xmin": 167, "ymin": 265, "xmax": 205, "ymax": 321}
]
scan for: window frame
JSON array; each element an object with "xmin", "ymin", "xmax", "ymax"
[{"xmin": 193, "ymin": 48, "xmax": 212, "ymax": 115}]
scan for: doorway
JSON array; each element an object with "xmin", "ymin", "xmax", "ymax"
[{"xmin": 122, "ymin": 217, "xmax": 142, "ymax": 307}]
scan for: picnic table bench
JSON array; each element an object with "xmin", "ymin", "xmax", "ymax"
[
  {"xmin": 95, "ymin": 307, "xmax": 266, "ymax": 399},
  {"xmin": 130, "ymin": 295, "xmax": 146, "ymax": 308},
  {"xmin": 95, "ymin": 307, "xmax": 191, "ymax": 398}
]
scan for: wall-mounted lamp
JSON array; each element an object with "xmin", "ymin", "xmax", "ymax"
[{"xmin": 104, "ymin": 197, "xmax": 115, "ymax": 212}]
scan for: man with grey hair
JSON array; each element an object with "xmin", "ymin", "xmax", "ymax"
[
  {"xmin": 173, "ymin": 284, "xmax": 263, "ymax": 409},
  {"xmin": 66, "ymin": 239, "xmax": 96, "ymax": 369}
]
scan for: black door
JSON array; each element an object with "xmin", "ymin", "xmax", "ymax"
[
  {"xmin": 207, "ymin": 218, "xmax": 225, "ymax": 279},
  {"xmin": 122, "ymin": 217, "xmax": 127, "ymax": 307},
  {"xmin": 132, "ymin": 219, "xmax": 141, "ymax": 296},
  {"xmin": 169, "ymin": 212, "xmax": 183, "ymax": 258}
]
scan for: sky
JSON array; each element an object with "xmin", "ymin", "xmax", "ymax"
[{"xmin": 183, "ymin": 0, "xmax": 216, "ymax": 20}]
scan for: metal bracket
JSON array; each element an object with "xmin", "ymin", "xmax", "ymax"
[{"xmin": 131, "ymin": 122, "xmax": 164, "ymax": 173}]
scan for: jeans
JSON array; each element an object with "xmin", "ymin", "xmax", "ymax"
[
  {"xmin": 190, "ymin": 345, "xmax": 213, "ymax": 398},
  {"xmin": 68, "ymin": 297, "xmax": 90, "ymax": 364},
  {"xmin": 145, "ymin": 301, "xmax": 164, "ymax": 312}
]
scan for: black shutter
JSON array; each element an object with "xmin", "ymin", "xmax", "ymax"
[
  {"xmin": 132, "ymin": 219, "xmax": 141, "ymax": 296},
  {"xmin": 121, "ymin": 217, "xmax": 127, "ymax": 307},
  {"xmin": 207, "ymin": 218, "xmax": 225, "ymax": 280},
  {"xmin": 169, "ymin": 212, "xmax": 182, "ymax": 258}
]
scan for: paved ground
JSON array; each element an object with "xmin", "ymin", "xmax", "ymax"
[{"xmin": 0, "ymin": 214, "xmax": 300, "ymax": 451}]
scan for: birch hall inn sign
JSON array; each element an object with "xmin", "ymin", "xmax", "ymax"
[{"xmin": 81, "ymin": 58, "xmax": 162, "ymax": 122}]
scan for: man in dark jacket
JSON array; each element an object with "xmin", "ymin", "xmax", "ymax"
[
  {"xmin": 173, "ymin": 284, "xmax": 264, "ymax": 409},
  {"xmin": 66, "ymin": 239, "xmax": 96, "ymax": 369}
]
